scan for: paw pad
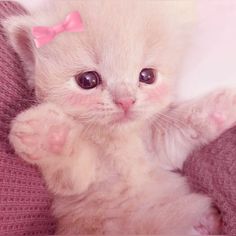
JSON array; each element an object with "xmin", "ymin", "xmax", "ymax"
[
  {"xmin": 210, "ymin": 111, "xmax": 226, "ymax": 129},
  {"xmin": 46, "ymin": 125, "xmax": 69, "ymax": 154}
]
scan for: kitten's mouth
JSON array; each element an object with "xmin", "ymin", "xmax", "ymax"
[{"xmin": 111, "ymin": 111, "xmax": 136, "ymax": 124}]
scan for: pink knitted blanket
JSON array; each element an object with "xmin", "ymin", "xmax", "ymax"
[
  {"xmin": 0, "ymin": 2, "xmax": 55, "ymax": 235},
  {"xmin": 0, "ymin": 1, "xmax": 235, "ymax": 235},
  {"xmin": 183, "ymin": 127, "xmax": 236, "ymax": 235}
]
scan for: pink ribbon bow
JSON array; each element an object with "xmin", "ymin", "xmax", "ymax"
[{"xmin": 32, "ymin": 11, "xmax": 83, "ymax": 48}]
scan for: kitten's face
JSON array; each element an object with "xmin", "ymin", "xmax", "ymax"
[{"xmin": 7, "ymin": 1, "xmax": 195, "ymax": 128}]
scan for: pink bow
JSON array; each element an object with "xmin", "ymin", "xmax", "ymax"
[{"xmin": 32, "ymin": 11, "xmax": 83, "ymax": 48}]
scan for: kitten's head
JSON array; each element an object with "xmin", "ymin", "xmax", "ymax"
[{"xmin": 4, "ymin": 0, "xmax": 195, "ymax": 128}]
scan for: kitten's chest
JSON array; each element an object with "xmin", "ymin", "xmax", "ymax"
[{"xmin": 97, "ymin": 130, "xmax": 157, "ymax": 188}]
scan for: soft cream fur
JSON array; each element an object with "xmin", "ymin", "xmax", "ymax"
[{"xmin": 4, "ymin": 1, "xmax": 234, "ymax": 234}]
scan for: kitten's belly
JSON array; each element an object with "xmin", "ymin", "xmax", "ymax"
[
  {"xmin": 54, "ymin": 162, "xmax": 192, "ymax": 234},
  {"xmin": 53, "ymin": 136, "xmax": 208, "ymax": 234}
]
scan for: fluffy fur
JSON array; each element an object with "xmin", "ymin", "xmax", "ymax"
[{"xmin": 4, "ymin": 0, "xmax": 235, "ymax": 234}]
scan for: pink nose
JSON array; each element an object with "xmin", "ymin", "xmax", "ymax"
[{"xmin": 114, "ymin": 97, "xmax": 135, "ymax": 112}]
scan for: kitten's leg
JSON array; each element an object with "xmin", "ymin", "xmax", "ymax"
[
  {"xmin": 155, "ymin": 88, "xmax": 236, "ymax": 170},
  {"xmin": 9, "ymin": 103, "xmax": 97, "ymax": 195}
]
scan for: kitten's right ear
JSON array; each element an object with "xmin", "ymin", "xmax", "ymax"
[{"xmin": 3, "ymin": 15, "xmax": 36, "ymax": 87}]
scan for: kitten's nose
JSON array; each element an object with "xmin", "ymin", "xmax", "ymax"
[{"xmin": 114, "ymin": 97, "xmax": 135, "ymax": 112}]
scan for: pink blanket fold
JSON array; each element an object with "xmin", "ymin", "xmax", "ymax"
[
  {"xmin": 183, "ymin": 126, "xmax": 236, "ymax": 235},
  {"xmin": 0, "ymin": 1, "xmax": 235, "ymax": 235},
  {"xmin": 0, "ymin": 2, "xmax": 56, "ymax": 235}
]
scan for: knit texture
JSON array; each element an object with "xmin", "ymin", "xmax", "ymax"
[
  {"xmin": 183, "ymin": 126, "xmax": 236, "ymax": 235},
  {"xmin": 0, "ymin": 1, "xmax": 235, "ymax": 235},
  {"xmin": 0, "ymin": 2, "xmax": 56, "ymax": 235}
]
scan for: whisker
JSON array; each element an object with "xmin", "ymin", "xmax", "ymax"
[
  {"xmin": 157, "ymin": 112, "xmax": 186, "ymax": 127},
  {"xmin": 153, "ymin": 112, "xmax": 185, "ymax": 133},
  {"xmin": 152, "ymin": 118, "xmax": 165, "ymax": 133}
]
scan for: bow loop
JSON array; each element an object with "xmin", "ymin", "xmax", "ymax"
[
  {"xmin": 63, "ymin": 11, "xmax": 83, "ymax": 32},
  {"xmin": 32, "ymin": 11, "xmax": 83, "ymax": 48}
]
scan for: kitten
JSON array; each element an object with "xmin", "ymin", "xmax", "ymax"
[{"xmin": 4, "ymin": 0, "xmax": 235, "ymax": 234}]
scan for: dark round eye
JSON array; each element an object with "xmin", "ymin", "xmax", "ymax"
[
  {"xmin": 75, "ymin": 71, "xmax": 101, "ymax": 89},
  {"xmin": 139, "ymin": 68, "xmax": 156, "ymax": 84}
]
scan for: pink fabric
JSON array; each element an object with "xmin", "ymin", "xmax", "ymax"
[
  {"xmin": 183, "ymin": 126, "xmax": 236, "ymax": 235},
  {"xmin": 32, "ymin": 11, "xmax": 83, "ymax": 48},
  {"xmin": 0, "ymin": 1, "xmax": 235, "ymax": 235},
  {"xmin": 0, "ymin": 2, "xmax": 55, "ymax": 235}
]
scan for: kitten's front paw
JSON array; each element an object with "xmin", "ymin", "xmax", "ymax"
[
  {"xmin": 9, "ymin": 103, "xmax": 78, "ymax": 163},
  {"xmin": 207, "ymin": 89, "xmax": 236, "ymax": 132},
  {"xmin": 188, "ymin": 89, "xmax": 236, "ymax": 140}
]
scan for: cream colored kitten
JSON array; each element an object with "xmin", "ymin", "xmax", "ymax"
[{"xmin": 4, "ymin": 0, "xmax": 234, "ymax": 234}]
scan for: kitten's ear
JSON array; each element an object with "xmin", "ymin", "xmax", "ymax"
[
  {"xmin": 15, "ymin": 0, "xmax": 52, "ymax": 13},
  {"xmin": 3, "ymin": 15, "xmax": 36, "ymax": 87}
]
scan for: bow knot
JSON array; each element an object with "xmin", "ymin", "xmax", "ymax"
[{"xmin": 32, "ymin": 11, "xmax": 83, "ymax": 48}]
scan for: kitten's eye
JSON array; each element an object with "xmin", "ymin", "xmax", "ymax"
[
  {"xmin": 139, "ymin": 68, "xmax": 156, "ymax": 84},
  {"xmin": 75, "ymin": 71, "xmax": 101, "ymax": 89}
]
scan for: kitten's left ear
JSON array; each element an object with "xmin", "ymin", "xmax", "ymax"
[{"xmin": 3, "ymin": 15, "xmax": 36, "ymax": 87}]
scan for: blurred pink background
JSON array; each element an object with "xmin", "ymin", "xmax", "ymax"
[{"xmin": 177, "ymin": 0, "xmax": 236, "ymax": 101}]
